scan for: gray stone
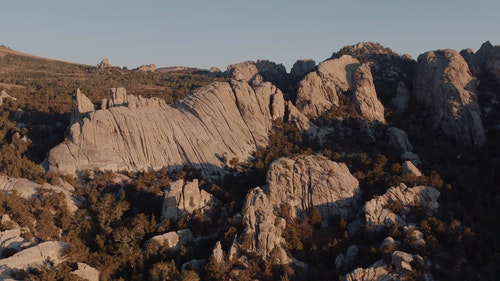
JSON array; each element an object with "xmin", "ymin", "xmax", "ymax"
[
  {"xmin": 402, "ymin": 161, "xmax": 422, "ymax": 177},
  {"xmin": 388, "ymin": 127, "xmax": 413, "ymax": 152},
  {"xmin": 414, "ymin": 49, "xmax": 486, "ymax": 145},
  {"xmin": 351, "ymin": 63, "xmax": 386, "ymax": 123},
  {"xmin": 485, "ymin": 46, "xmax": 500, "ymax": 84},
  {"xmin": 392, "ymin": 251, "xmax": 414, "ymax": 271},
  {"xmin": 291, "ymin": 59, "xmax": 316, "ymax": 76},
  {"xmin": 390, "ymin": 81, "xmax": 410, "ymax": 113}
]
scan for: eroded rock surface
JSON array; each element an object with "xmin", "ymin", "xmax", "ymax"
[
  {"xmin": 296, "ymin": 55, "xmax": 385, "ymax": 122},
  {"xmin": 291, "ymin": 59, "xmax": 316, "ymax": 76},
  {"xmin": 485, "ymin": 46, "xmax": 500, "ymax": 84},
  {"xmin": 364, "ymin": 184, "xmax": 440, "ymax": 233},
  {"xmin": 161, "ymin": 179, "xmax": 217, "ymax": 221},
  {"xmin": 45, "ymin": 81, "xmax": 286, "ymax": 176},
  {"xmin": 414, "ymin": 49, "xmax": 486, "ymax": 145}
]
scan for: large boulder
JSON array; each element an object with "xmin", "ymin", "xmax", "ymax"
[
  {"xmin": 161, "ymin": 179, "xmax": 218, "ymax": 221},
  {"xmin": 364, "ymin": 184, "xmax": 440, "ymax": 233},
  {"xmin": 149, "ymin": 229, "xmax": 193, "ymax": 251},
  {"xmin": 264, "ymin": 155, "xmax": 361, "ymax": 224},
  {"xmin": 414, "ymin": 49, "xmax": 486, "ymax": 145},
  {"xmin": 460, "ymin": 41, "xmax": 494, "ymax": 75},
  {"xmin": 45, "ymin": 81, "xmax": 286, "ymax": 176}
]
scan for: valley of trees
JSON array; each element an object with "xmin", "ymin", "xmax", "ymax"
[{"xmin": 0, "ymin": 46, "xmax": 499, "ymax": 280}]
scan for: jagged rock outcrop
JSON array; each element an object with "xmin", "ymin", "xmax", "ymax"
[
  {"xmin": 390, "ymin": 81, "xmax": 410, "ymax": 113},
  {"xmin": 96, "ymin": 58, "xmax": 112, "ymax": 69},
  {"xmin": 149, "ymin": 229, "xmax": 193, "ymax": 251},
  {"xmin": 264, "ymin": 155, "xmax": 361, "ymax": 224},
  {"xmin": 331, "ymin": 42, "xmax": 416, "ymax": 103},
  {"xmin": 460, "ymin": 41, "xmax": 494, "ymax": 75},
  {"xmin": 291, "ymin": 59, "xmax": 316, "ymax": 76},
  {"xmin": 485, "ymin": 46, "xmax": 500, "ymax": 84},
  {"xmin": 237, "ymin": 187, "xmax": 289, "ymax": 263},
  {"xmin": 402, "ymin": 161, "xmax": 422, "ymax": 177},
  {"xmin": 351, "ymin": 63, "xmax": 386, "ymax": 123},
  {"xmin": 343, "ymin": 266, "xmax": 392, "ymax": 281},
  {"xmin": 234, "ymin": 155, "xmax": 361, "ymax": 264},
  {"xmin": 137, "ymin": 64, "xmax": 157, "ymax": 72},
  {"xmin": 161, "ymin": 179, "xmax": 218, "ymax": 221},
  {"xmin": 226, "ymin": 60, "xmax": 287, "ymax": 83},
  {"xmin": 72, "ymin": 263, "xmax": 100, "ymax": 281},
  {"xmin": 296, "ymin": 56, "xmax": 385, "ymax": 122},
  {"xmin": 45, "ymin": 81, "xmax": 286, "ymax": 176},
  {"xmin": 0, "ymin": 229, "xmax": 34, "ymax": 258},
  {"xmin": 364, "ymin": 183, "xmax": 440, "ymax": 233},
  {"xmin": 414, "ymin": 49, "xmax": 486, "ymax": 145},
  {"xmin": 0, "ymin": 175, "xmax": 78, "ymax": 213},
  {"xmin": 296, "ymin": 55, "xmax": 359, "ymax": 117}
]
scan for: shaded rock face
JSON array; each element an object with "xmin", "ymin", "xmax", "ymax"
[
  {"xmin": 388, "ymin": 127, "xmax": 413, "ymax": 152},
  {"xmin": 290, "ymin": 59, "xmax": 316, "ymax": 76},
  {"xmin": 331, "ymin": 42, "xmax": 416, "ymax": 104},
  {"xmin": 45, "ymin": 81, "xmax": 286, "ymax": 176},
  {"xmin": 364, "ymin": 184, "xmax": 440, "ymax": 233},
  {"xmin": 161, "ymin": 179, "xmax": 217, "ymax": 221},
  {"xmin": 390, "ymin": 81, "xmax": 410, "ymax": 113},
  {"xmin": 149, "ymin": 229, "xmax": 193, "ymax": 251},
  {"xmin": 234, "ymin": 155, "xmax": 361, "ymax": 264},
  {"xmin": 296, "ymin": 56, "xmax": 385, "ymax": 122},
  {"xmin": 460, "ymin": 41, "xmax": 494, "ymax": 75},
  {"xmin": 485, "ymin": 46, "xmax": 500, "ymax": 84},
  {"xmin": 414, "ymin": 49, "xmax": 486, "ymax": 145}
]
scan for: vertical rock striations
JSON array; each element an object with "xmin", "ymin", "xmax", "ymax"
[{"xmin": 414, "ymin": 49, "xmax": 486, "ymax": 145}]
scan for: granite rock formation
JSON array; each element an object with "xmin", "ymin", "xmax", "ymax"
[
  {"xmin": 296, "ymin": 55, "xmax": 385, "ymax": 122},
  {"xmin": 364, "ymin": 183, "xmax": 440, "ymax": 233},
  {"xmin": 460, "ymin": 41, "xmax": 494, "ymax": 75},
  {"xmin": 161, "ymin": 179, "xmax": 217, "ymax": 221},
  {"xmin": 290, "ymin": 59, "xmax": 316, "ymax": 76},
  {"xmin": 45, "ymin": 81, "xmax": 286, "ymax": 176},
  {"xmin": 414, "ymin": 49, "xmax": 486, "ymax": 145},
  {"xmin": 485, "ymin": 46, "xmax": 500, "ymax": 84}
]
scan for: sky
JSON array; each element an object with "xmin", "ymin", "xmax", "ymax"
[{"xmin": 1, "ymin": 1, "xmax": 499, "ymax": 71}]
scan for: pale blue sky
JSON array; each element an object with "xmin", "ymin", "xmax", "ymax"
[{"xmin": 1, "ymin": 1, "xmax": 498, "ymax": 70}]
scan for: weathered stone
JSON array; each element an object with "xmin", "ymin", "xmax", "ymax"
[
  {"xmin": 137, "ymin": 64, "xmax": 157, "ymax": 72},
  {"xmin": 390, "ymin": 81, "xmax": 411, "ymax": 113},
  {"xmin": 72, "ymin": 263, "xmax": 100, "ymax": 281},
  {"xmin": 211, "ymin": 241, "xmax": 224, "ymax": 264},
  {"xmin": 364, "ymin": 184, "xmax": 440, "ymax": 233},
  {"xmin": 149, "ymin": 229, "xmax": 193, "ymax": 251},
  {"xmin": 161, "ymin": 179, "xmax": 217, "ymax": 221},
  {"xmin": 0, "ymin": 229, "xmax": 34, "ymax": 258},
  {"xmin": 460, "ymin": 41, "xmax": 494, "ymax": 75},
  {"xmin": 296, "ymin": 55, "xmax": 359, "ymax": 117},
  {"xmin": 379, "ymin": 236, "xmax": 399, "ymax": 253},
  {"xmin": 392, "ymin": 251, "xmax": 414, "ymax": 271},
  {"xmin": 0, "ymin": 175, "xmax": 78, "ymax": 213},
  {"xmin": 351, "ymin": 63, "xmax": 386, "ymax": 123},
  {"xmin": 0, "ymin": 241, "xmax": 68, "ymax": 279},
  {"xmin": 402, "ymin": 160, "xmax": 422, "ymax": 177},
  {"xmin": 401, "ymin": 151, "xmax": 421, "ymax": 166},
  {"xmin": 237, "ymin": 187, "xmax": 289, "ymax": 263},
  {"xmin": 343, "ymin": 266, "xmax": 393, "ymax": 281},
  {"xmin": 96, "ymin": 58, "xmax": 112, "ymax": 69},
  {"xmin": 485, "ymin": 46, "xmax": 500, "ymax": 84},
  {"xmin": 71, "ymin": 88, "xmax": 95, "ymax": 124},
  {"xmin": 388, "ymin": 127, "xmax": 413, "ymax": 152},
  {"xmin": 291, "ymin": 59, "xmax": 316, "ymax": 76},
  {"xmin": 414, "ymin": 49, "xmax": 486, "ymax": 145},
  {"xmin": 45, "ymin": 81, "xmax": 286, "ymax": 176},
  {"xmin": 264, "ymin": 155, "xmax": 361, "ymax": 224},
  {"xmin": 0, "ymin": 90, "xmax": 16, "ymax": 106}
]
